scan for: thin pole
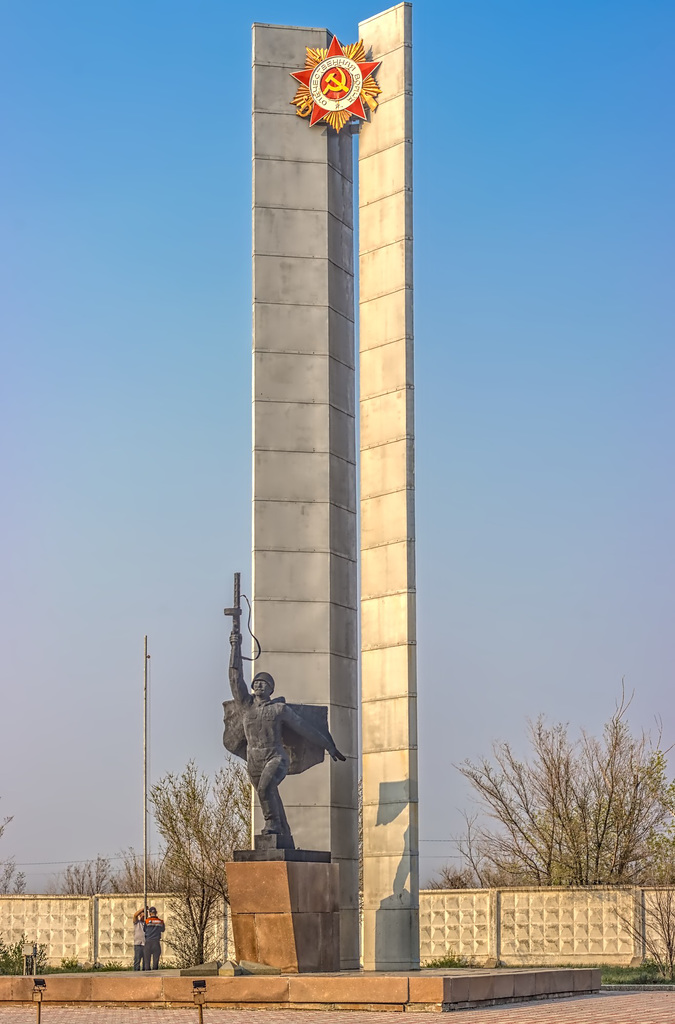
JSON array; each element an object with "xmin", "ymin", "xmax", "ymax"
[{"xmin": 143, "ymin": 635, "xmax": 149, "ymax": 917}]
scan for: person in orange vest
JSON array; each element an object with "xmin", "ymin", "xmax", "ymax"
[{"xmin": 143, "ymin": 907, "xmax": 165, "ymax": 970}]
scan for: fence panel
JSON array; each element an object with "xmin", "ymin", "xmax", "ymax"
[
  {"xmin": 420, "ymin": 887, "xmax": 640, "ymax": 967},
  {"xmin": 0, "ymin": 896, "xmax": 92, "ymax": 966},
  {"xmin": 420, "ymin": 889, "xmax": 491, "ymax": 964},
  {"xmin": 95, "ymin": 895, "xmax": 170, "ymax": 965}
]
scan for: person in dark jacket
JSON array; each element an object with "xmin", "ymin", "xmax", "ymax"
[{"xmin": 143, "ymin": 907, "xmax": 165, "ymax": 970}]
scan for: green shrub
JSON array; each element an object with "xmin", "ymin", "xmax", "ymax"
[
  {"xmin": 0, "ymin": 935, "xmax": 48, "ymax": 975},
  {"xmin": 58, "ymin": 956, "xmax": 82, "ymax": 973}
]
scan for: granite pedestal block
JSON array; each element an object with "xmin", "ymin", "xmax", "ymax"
[{"xmin": 227, "ymin": 854, "xmax": 339, "ymax": 973}]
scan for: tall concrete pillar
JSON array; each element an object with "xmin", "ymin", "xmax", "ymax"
[
  {"xmin": 358, "ymin": 4, "xmax": 419, "ymax": 970},
  {"xmin": 251, "ymin": 23, "xmax": 360, "ymax": 968}
]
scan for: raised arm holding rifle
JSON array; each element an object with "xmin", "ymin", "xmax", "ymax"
[{"xmin": 223, "ymin": 572, "xmax": 345, "ymax": 849}]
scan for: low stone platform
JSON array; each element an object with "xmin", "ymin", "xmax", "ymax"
[{"xmin": 0, "ymin": 968, "xmax": 601, "ymax": 1012}]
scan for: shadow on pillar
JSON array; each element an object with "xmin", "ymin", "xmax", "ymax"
[{"xmin": 374, "ymin": 780, "xmax": 414, "ymax": 970}]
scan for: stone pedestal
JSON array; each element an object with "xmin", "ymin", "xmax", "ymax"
[{"xmin": 227, "ymin": 855, "xmax": 340, "ymax": 973}]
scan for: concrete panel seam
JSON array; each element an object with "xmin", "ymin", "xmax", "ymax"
[
  {"xmin": 362, "ymin": 692, "xmax": 418, "ymax": 704},
  {"xmin": 362, "ymin": 640, "xmax": 417, "ymax": 652},
  {"xmin": 251, "ymin": 148, "xmax": 353, "ymax": 182},
  {"xmin": 368, "ymin": 87, "xmax": 413, "ymax": 105},
  {"xmin": 358, "ymin": 139, "xmax": 411, "ymax": 168},
  {"xmin": 254, "ymin": 551, "xmax": 357, "ymax": 564},
  {"xmin": 258, "ymin": 201, "xmax": 353, "ymax": 215},
  {"xmin": 358, "ymin": 139, "xmax": 411, "ymax": 160},
  {"xmin": 254, "ymin": 444, "xmax": 355, "ymax": 460},
  {"xmin": 255, "ymin": 202, "xmax": 351, "ymax": 215},
  {"xmin": 258, "ymin": 651, "xmax": 358, "ymax": 662},
  {"xmin": 362, "ymin": 589, "xmax": 416, "ymax": 603},
  {"xmin": 255, "ymin": 501, "xmax": 356, "ymax": 513},
  {"xmin": 253, "ymin": 498, "xmax": 356, "ymax": 510},
  {"xmin": 360, "ymin": 384, "xmax": 413, "ymax": 401},
  {"xmin": 361, "ymin": 743, "xmax": 419, "ymax": 754},
  {"xmin": 362, "ymin": 536, "xmax": 413, "ymax": 552},
  {"xmin": 253, "ymin": 255, "xmax": 353, "ymax": 277},
  {"xmin": 360, "ymin": 236, "xmax": 413, "ymax": 258},
  {"xmin": 359, "ymin": 536, "xmax": 414, "ymax": 551},
  {"xmin": 253, "ymin": 447, "xmax": 355, "ymax": 466},
  {"xmin": 253, "ymin": 548, "xmax": 357, "ymax": 563},
  {"xmin": 253, "ymin": 301, "xmax": 354, "ymax": 327},
  {"xmin": 359, "ymin": 285, "xmax": 412, "ymax": 306},
  {"xmin": 255, "ymin": 212, "xmax": 354, "ymax": 248},
  {"xmin": 359, "ymin": 334, "xmax": 413, "ymax": 351},
  {"xmin": 357, "ymin": 237, "xmax": 410, "ymax": 260},
  {"xmin": 253, "ymin": 155, "xmax": 339, "ymax": 170},
  {"xmin": 254, "ymin": 299, "xmax": 355, "ymax": 323},
  {"xmin": 359, "ymin": 188, "xmax": 412, "ymax": 210},
  {"xmin": 254, "ymin": 155, "xmax": 354, "ymax": 185},
  {"xmin": 253, "ymin": 398, "xmax": 355, "ymax": 413},
  {"xmin": 255, "ymin": 597, "xmax": 358, "ymax": 612},
  {"xmin": 359, "ymin": 40, "xmax": 412, "ymax": 60},
  {"xmin": 254, "ymin": 351, "xmax": 356, "ymax": 373},
  {"xmin": 360, "ymin": 435, "xmax": 414, "ymax": 451},
  {"xmin": 253, "ymin": 107, "xmax": 300, "ymax": 118}
]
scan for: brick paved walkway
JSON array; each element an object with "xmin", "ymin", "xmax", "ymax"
[{"xmin": 0, "ymin": 992, "xmax": 674, "ymax": 1022}]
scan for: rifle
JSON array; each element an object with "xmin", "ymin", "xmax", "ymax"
[
  {"xmin": 224, "ymin": 571, "xmax": 242, "ymax": 639},
  {"xmin": 224, "ymin": 572, "xmax": 261, "ymax": 661}
]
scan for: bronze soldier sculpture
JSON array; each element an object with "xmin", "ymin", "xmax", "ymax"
[{"xmin": 223, "ymin": 574, "xmax": 345, "ymax": 850}]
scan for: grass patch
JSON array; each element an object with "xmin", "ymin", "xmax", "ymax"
[
  {"xmin": 600, "ymin": 961, "xmax": 673, "ymax": 985},
  {"xmin": 422, "ymin": 958, "xmax": 675, "ymax": 983},
  {"xmin": 42, "ymin": 960, "xmax": 128, "ymax": 974},
  {"xmin": 423, "ymin": 953, "xmax": 476, "ymax": 969}
]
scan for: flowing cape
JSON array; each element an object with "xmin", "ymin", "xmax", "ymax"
[{"xmin": 222, "ymin": 699, "xmax": 327, "ymax": 775}]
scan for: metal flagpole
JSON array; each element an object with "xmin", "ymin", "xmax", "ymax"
[{"xmin": 143, "ymin": 635, "xmax": 149, "ymax": 917}]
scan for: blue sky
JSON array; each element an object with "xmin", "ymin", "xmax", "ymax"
[{"xmin": 1, "ymin": 0, "xmax": 673, "ymax": 889}]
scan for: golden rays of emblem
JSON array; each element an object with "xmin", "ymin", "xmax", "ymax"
[{"xmin": 290, "ymin": 35, "xmax": 381, "ymax": 133}]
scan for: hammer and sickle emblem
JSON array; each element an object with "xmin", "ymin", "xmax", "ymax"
[{"xmin": 322, "ymin": 68, "xmax": 350, "ymax": 95}]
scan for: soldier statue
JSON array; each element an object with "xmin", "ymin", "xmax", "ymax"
[{"xmin": 223, "ymin": 575, "xmax": 345, "ymax": 850}]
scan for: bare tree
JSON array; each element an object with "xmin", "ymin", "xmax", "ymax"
[
  {"xmin": 0, "ymin": 801, "xmax": 24, "ymax": 894},
  {"xmin": 641, "ymin": 887, "xmax": 675, "ymax": 980},
  {"xmin": 55, "ymin": 856, "xmax": 113, "ymax": 895},
  {"xmin": 426, "ymin": 865, "xmax": 476, "ymax": 890},
  {"xmin": 0, "ymin": 803, "xmax": 12, "ymax": 845},
  {"xmin": 151, "ymin": 758, "xmax": 250, "ymax": 966},
  {"xmin": 109, "ymin": 848, "xmax": 171, "ymax": 894},
  {"xmin": 452, "ymin": 690, "xmax": 673, "ymax": 886},
  {"xmin": 0, "ymin": 860, "xmax": 26, "ymax": 895},
  {"xmin": 427, "ymin": 814, "xmax": 522, "ymax": 889}
]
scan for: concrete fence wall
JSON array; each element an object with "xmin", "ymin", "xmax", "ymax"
[
  {"xmin": 0, "ymin": 887, "xmax": 668, "ymax": 968},
  {"xmin": 419, "ymin": 887, "xmax": 665, "ymax": 966},
  {"xmin": 0, "ymin": 895, "xmax": 230, "ymax": 967}
]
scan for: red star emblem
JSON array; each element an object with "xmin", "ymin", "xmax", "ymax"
[{"xmin": 291, "ymin": 35, "xmax": 381, "ymax": 129}]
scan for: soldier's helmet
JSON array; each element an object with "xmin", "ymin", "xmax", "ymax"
[{"xmin": 252, "ymin": 671, "xmax": 275, "ymax": 693}]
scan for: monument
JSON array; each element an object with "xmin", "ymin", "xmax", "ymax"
[
  {"xmin": 223, "ymin": 572, "xmax": 346, "ymax": 850},
  {"xmin": 231, "ymin": 3, "xmax": 418, "ymax": 972},
  {"xmin": 224, "ymin": 574, "xmax": 347, "ymax": 971}
]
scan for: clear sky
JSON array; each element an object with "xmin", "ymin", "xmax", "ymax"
[{"xmin": 1, "ymin": 0, "xmax": 673, "ymax": 890}]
